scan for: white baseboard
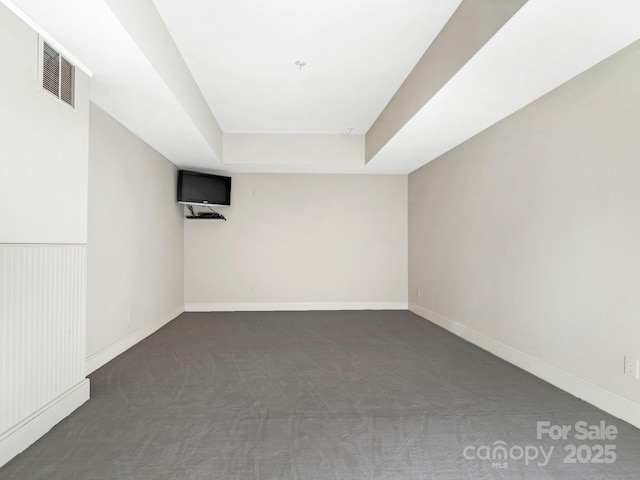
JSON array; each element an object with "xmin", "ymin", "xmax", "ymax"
[
  {"xmin": 409, "ymin": 303, "xmax": 640, "ymax": 430},
  {"xmin": 85, "ymin": 306, "xmax": 184, "ymax": 375},
  {"xmin": 0, "ymin": 379, "xmax": 90, "ymax": 468},
  {"xmin": 185, "ymin": 301, "xmax": 408, "ymax": 312}
]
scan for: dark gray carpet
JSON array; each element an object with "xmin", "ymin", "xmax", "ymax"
[{"xmin": 2, "ymin": 310, "xmax": 639, "ymax": 479}]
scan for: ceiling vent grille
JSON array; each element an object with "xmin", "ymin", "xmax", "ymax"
[{"xmin": 41, "ymin": 40, "xmax": 75, "ymax": 107}]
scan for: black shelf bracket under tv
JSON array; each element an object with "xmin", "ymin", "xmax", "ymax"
[
  {"xmin": 185, "ymin": 205, "xmax": 226, "ymax": 221},
  {"xmin": 185, "ymin": 215, "xmax": 226, "ymax": 221}
]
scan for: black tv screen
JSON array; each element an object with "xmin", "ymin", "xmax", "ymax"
[{"xmin": 177, "ymin": 170, "xmax": 231, "ymax": 207}]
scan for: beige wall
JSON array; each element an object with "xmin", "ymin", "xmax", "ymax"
[
  {"xmin": 185, "ymin": 173, "xmax": 407, "ymax": 308},
  {"xmin": 87, "ymin": 104, "xmax": 184, "ymax": 366},
  {"xmin": 409, "ymin": 40, "xmax": 640, "ymax": 417},
  {"xmin": 0, "ymin": 4, "xmax": 89, "ymax": 244}
]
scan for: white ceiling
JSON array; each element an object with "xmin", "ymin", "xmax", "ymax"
[
  {"xmin": 4, "ymin": 0, "xmax": 640, "ymax": 174},
  {"xmin": 153, "ymin": 0, "xmax": 460, "ymax": 134}
]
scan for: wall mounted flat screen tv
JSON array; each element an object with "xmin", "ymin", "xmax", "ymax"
[{"xmin": 177, "ymin": 170, "xmax": 231, "ymax": 207}]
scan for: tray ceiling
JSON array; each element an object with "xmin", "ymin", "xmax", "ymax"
[{"xmin": 4, "ymin": 0, "xmax": 640, "ymax": 173}]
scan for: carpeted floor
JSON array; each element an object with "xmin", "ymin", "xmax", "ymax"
[{"xmin": 2, "ymin": 310, "xmax": 639, "ymax": 479}]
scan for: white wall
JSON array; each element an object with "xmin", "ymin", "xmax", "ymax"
[
  {"xmin": 0, "ymin": 3, "xmax": 90, "ymax": 466},
  {"xmin": 86, "ymin": 104, "xmax": 185, "ymax": 372},
  {"xmin": 223, "ymin": 133, "xmax": 364, "ymax": 168},
  {"xmin": 0, "ymin": 4, "xmax": 89, "ymax": 244},
  {"xmin": 185, "ymin": 173, "xmax": 407, "ymax": 310},
  {"xmin": 408, "ymin": 40, "xmax": 640, "ymax": 427}
]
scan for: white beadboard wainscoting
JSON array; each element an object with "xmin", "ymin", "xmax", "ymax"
[{"xmin": 0, "ymin": 244, "xmax": 89, "ymax": 466}]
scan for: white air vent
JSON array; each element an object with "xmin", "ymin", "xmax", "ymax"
[{"xmin": 40, "ymin": 40, "xmax": 75, "ymax": 107}]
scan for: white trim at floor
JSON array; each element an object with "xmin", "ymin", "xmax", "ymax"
[
  {"xmin": 85, "ymin": 306, "xmax": 184, "ymax": 375},
  {"xmin": 409, "ymin": 303, "xmax": 640, "ymax": 430},
  {"xmin": 0, "ymin": 379, "xmax": 90, "ymax": 468},
  {"xmin": 185, "ymin": 301, "xmax": 408, "ymax": 312}
]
